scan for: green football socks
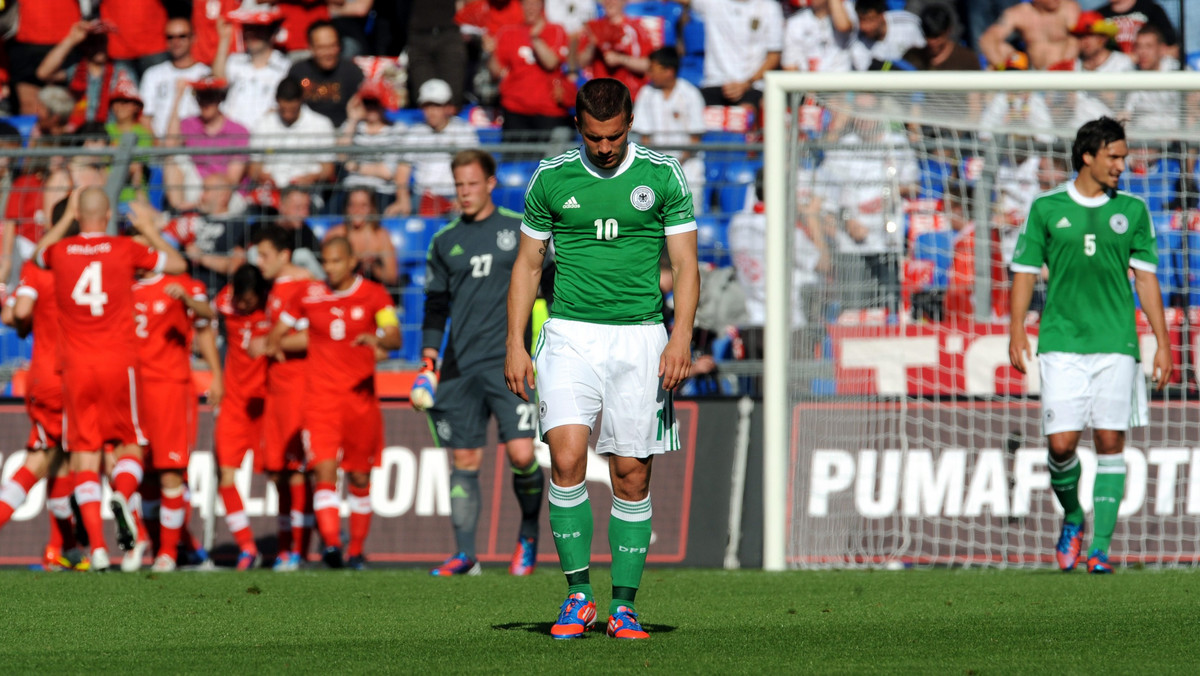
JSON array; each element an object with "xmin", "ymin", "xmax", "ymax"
[
  {"xmin": 608, "ymin": 495, "xmax": 652, "ymax": 615},
  {"xmin": 1091, "ymin": 453, "xmax": 1126, "ymax": 555},
  {"xmin": 1048, "ymin": 453, "xmax": 1084, "ymax": 526},
  {"xmin": 549, "ymin": 481, "xmax": 593, "ymax": 600}
]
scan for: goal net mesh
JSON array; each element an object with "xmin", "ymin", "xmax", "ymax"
[{"xmin": 775, "ymin": 79, "xmax": 1200, "ymax": 569}]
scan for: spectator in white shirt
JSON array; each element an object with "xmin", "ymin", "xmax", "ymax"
[
  {"xmin": 678, "ymin": 0, "xmax": 783, "ymax": 110},
  {"xmin": 339, "ymin": 79, "xmax": 407, "ymax": 215},
  {"xmin": 212, "ymin": 10, "xmax": 291, "ymax": 129},
  {"xmin": 248, "ymin": 77, "xmax": 337, "ymax": 190},
  {"xmin": 395, "ymin": 78, "xmax": 481, "ymax": 217},
  {"xmin": 632, "ymin": 48, "xmax": 708, "ymax": 212},
  {"xmin": 848, "ymin": 0, "xmax": 925, "ymax": 71},
  {"xmin": 139, "ymin": 16, "xmax": 211, "ymax": 139},
  {"xmin": 1121, "ymin": 24, "xmax": 1179, "ymax": 132},
  {"xmin": 1069, "ymin": 11, "xmax": 1133, "ymax": 128},
  {"xmin": 782, "ymin": 0, "xmax": 856, "ymax": 73}
]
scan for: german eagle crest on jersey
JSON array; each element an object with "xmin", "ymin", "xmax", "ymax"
[
  {"xmin": 1109, "ymin": 213, "xmax": 1128, "ymax": 234},
  {"xmin": 497, "ymin": 229, "xmax": 517, "ymax": 251},
  {"xmin": 631, "ymin": 185, "xmax": 655, "ymax": 211}
]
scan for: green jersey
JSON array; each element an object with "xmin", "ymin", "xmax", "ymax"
[
  {"xmin": 1010, "ymin": 181, "xmax": 1157, "ymax": 359},
  {"xmin": 522, "ymin": 142, "xmax": 696, "ymax": 325}
]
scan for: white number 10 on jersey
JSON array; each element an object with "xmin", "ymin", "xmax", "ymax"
[{"xmin": 594, "ymin": 218, "xmax": 619, "ymax": 241}]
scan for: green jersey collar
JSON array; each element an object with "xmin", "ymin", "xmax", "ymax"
[{"xmin": 578, "ymin": 141, "xmax": 639, "ymax": 179}]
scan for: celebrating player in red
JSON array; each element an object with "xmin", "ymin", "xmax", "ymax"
[
  {"xmin": 34, "ymin": 188, "xmax": 186, "ymax": 571},
  {"xmin": 272, "ymin": 236, "xmax": 399, "ymax": 569},
  {"xmin": 256, "ymin": 224, "xmax": 322, "ymax": 571},
  {"xmin": 131, "ymin": 264, "xmax": 222, "ymax": 572},
  {"xmin": 213, "ymin": 263, "xmax": 273, "ymax": 569},
  {"xmin": 0, "ymin": 259, "xmax": 85, "ymax": 570}
]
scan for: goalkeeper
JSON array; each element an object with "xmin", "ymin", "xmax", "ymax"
[
  {"xmin": 1009, "ymin": 116, "xmax": 1171, "ymax": 575},
  {"xmin": 417, "ymin": 149, "xmax": 550, "ymax": 577}
]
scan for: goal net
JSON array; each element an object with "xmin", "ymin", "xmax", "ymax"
[{"xmin": 762, "ymin": 71, "xmax": 1200, "ymax": 569}]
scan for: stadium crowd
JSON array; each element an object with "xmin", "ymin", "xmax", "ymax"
[{"xmin": 0, "ymin": 0, "xmax": 1197, "ymax": 569}]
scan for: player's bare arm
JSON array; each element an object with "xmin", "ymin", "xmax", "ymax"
[
  {"xmin": 1133, "ymin": 268, "xmax": 1173, "ymax": 389},
  {"xmin": 128, "ymin": 202, "xmax": 187, "ymax": 274},
  {"xmin": 505, "ymin": 233, "xmax": 547, "ymax": 401},
  {"xmin": 33, "ymin": 187, "xmax": 82, "ymax": 259},
  {"xmin": 1008, "ymin": 271, "xmax": 1037, "ymax": 374},
  {"xmin": 354, "ymin": 308, "xmax": 402, "ymax": 352},
  {"xmin": 195, "ymin": 324, "xmax": 225, "ymax": 408},
  {"xmin": 164, "ymin": 283, "xmax": 216, "ymax": 321},
  {"xmin": 662, "ymin": 231, "xmax": 699, "ymax": 391}
]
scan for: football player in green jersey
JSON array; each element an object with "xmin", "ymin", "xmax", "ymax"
[
  {"xmin": 1009, "ymin": 116, "xmax": 1172, "ymax": 574},
  {"xmin": 505, "ymin": 78, "xmax": 700, "ymax": 639}
]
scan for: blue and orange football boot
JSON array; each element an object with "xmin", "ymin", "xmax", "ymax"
[
  {"xmin": 551, "ymin": 593, "xmax": 597, "ymax": 639},
  {"xmin": 236, "ymin": 550, "xmax": 261, "ymax": 571},
  {"xmin": 1055, "ymin": 522, "xmax": 1084, "ymax": 571},
  {"xmin": 1087, "ymin": 549, "xmax": 1113, "ymax": 574},
  {"xmin": 510, "ymin": 536, "xmax": 537, "ymax": 576},
  {"xmin": 430, "ymin": 552, "xmax": 481, "ymax": 576},
  {"xmin": 606, "ymin": 606, "xmax": 649, "ymax": 639}
]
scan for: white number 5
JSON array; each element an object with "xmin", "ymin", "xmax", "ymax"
[
  {"xmin": 1084, "ymin": 233, "xmax": 1096, "ymax": 257},
  {"xmin": 71, "ymin": 261, "xmax": 109, "ymax": 317}
]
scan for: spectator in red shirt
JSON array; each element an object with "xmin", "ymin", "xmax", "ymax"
[
  {"xmin": 192, "ymin": 0, "xmax": 242, "ymax": 66},
  {"xmin": 577, "ymin": 0, "xmax": 653, "ymax": 100},
  {"xmin": 101, "ymin": 0, "xmax": 169, "ymax": 76},
  {"xmin": 36, "ymin": 20, "xmax": 137, "ymax": 127},
  {"xmin": 6, "ymin": 0, "xmax": 81, "ymax": 115},
  {"xmin": 489, "ymin": 0, "xmax": 574, "ymax": 142},
  {"xmin": 275, "ymin": 0, "xmax": 332, "ymax": 56}
]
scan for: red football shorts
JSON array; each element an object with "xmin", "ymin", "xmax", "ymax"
[
  {"xmin": 25, "ymin": 379, "xmax": 63, "ymax": 452},
  {"xmin": 303, "ymin": 392, "xmax": 382, "ymax": 474},
  {"xmin": 138, "ymin": 377, "xmax": 194, "ymax": 470},
  {"xmin": 215, "ymin": 390, "xmax": 266, "ymax": 471},
  {"xmin": 62, "ymin": 362, "xmax": 145, "ymax": 452},
  {"xmin": 263, "ymin": 385, "xmax": 306, "ymax": 473}
]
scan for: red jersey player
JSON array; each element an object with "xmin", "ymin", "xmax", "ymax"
[
  {"xmin": 34, "ymin": 189, "xmax": 187, "ymax": 571},
  {"xmin": 0, "ymin": 261, "xmax": 85, "ymax": 570},
  {"xmin": 213, "ymin": 263, "xmax": 272, "ymax": 570},
  {"xmin": 255, "ymin": 224, "xmax": 322, "ymax": 571},
  {"xmin": 132, "ymin": 268, "xmax": 222, "ymax": 572},
  {"xmin": 272, "ymin": 236, "xmax": 399, "ymax": 569}
]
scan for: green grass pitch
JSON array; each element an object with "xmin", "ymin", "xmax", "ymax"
[{"xmin": 2, "ymin": 566, "xmax": 1199, "ymax": 673}]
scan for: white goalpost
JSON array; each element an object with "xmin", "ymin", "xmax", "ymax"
[{"xmin": 763, "ymin": 70, "xmax": 1200, "ymax": 570}]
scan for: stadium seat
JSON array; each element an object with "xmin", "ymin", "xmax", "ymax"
[
  {"xmin": 399, "ymin": 286, "xmax": 426, "ymax": 362},
  {"xmin": 681, "ymin": 13, "xmax": 704, "ymax": 56},
  {"xmin": 495, "ymin": 160, "xmax": 538, "ymax": 189},
  {"xmin": 1188, "ymin": 51, "xmax": 1200, "ymax": 72},
  {"xmin": 695, "ymin": 214, "xmax": 731, "ymax": 266},
  {"xmin": 918, "ymin": 158, "xmax": 953, "ymax": 199},
  {"xmin": 493, "ymin": 186, "xmax": 526, "ymax": 212},
  {"xmin": 1186, "ymin": 232, "xmax": 1200, "ymax": 307},
  {"xmin": 305, "ymin": 214, "xmax": 341, "ymax": 241},
  {"xmin": 1156, "ymin": 227, "xmax": 1181, "ymax": 305},
  {"xmin": 718, "ymin": 160, "xmax": 761, "ymax": 214},
  {"xmin": 385, "ymin": 109, "xmax": 426, "ymax": 126},
  {"xmin": 384, "ymin": 216, "xmax": 446, "ymax": 263},
  {"xmin": 912, "ymin": 230, "xmax": 954, "ymax": 289},
  {"xmin": 0, "ymin": 325, "xmax": 32, "ymax": 366},
  {"xmin": 625, "ymin": 1, "xmax": 684, "ymax": 48},
  {"xmin": 147, "ymin": 164, "xmax": 165, "ymax": 210},
  {"xmin": 702, "ymin": 130, "xmax": 749, "ymax": 164},
  {"xmin": 679, "ymin": 54, "xmax": 704, "ymax": 88},
  {"xmin": 3, "ymin": 115, "xmax": 36, "ymax": 144},
  {"xmin": 1119, "ymin": 158, "xmax": 1181, "ymax": 214}
]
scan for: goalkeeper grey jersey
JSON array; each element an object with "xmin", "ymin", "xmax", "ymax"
[{"xmin": 423, "ymin": 207, "xmax": 525, "ymax": 373}]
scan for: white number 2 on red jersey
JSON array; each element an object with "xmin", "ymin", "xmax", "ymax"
[{"xmin": 71, "ymin": 261, "xmax": 109, "ymax": 317}]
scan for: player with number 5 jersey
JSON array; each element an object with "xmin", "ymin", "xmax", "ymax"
[
  {"xmin": 34, "ymin": 189, "xmax": 187, "ymax": 571},
  {"xmin": 506, "ymin": 78, "xmax": 700, "ymax": 639}
]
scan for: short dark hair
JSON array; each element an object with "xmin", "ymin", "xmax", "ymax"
[
  {"xmin": 307, "ymin": 18, "xmax": 339, "ymax": 44},
  {"xmin": 276, "ymin": 77, "xmax": 303, "ymax": 102},
  {"xmin": 1136, "ymin": 23, "xmax": 1166, "ymax": 44},
  {"xmin": 254, "ymin": 223, "xmax": 294, "ymax": 253},
  {"xmin": 451, "ymin": 148, "xmax": 497, "ymax": 179},
  {"xmin": 920, "ymin": 3, "xmax": 955, "ymax": 39},
  {"xmin": 322, "ymin": 235, "xmax": 353, "ymax": 258},
  {"xmin": 575, "ymin": 78, "xmax": 633, "ymax": 125},
  {"xmin": 231, "ymin": 263, "xmax": 269, "ymax": 303},
  {"xmin": 855, "ymin": 0, "xmax": 887, "ymax": 16},
  {"xmin": 648, "ymin": 47, "xmax": 679, "ymax": 72},
  {"xmin": 280, "ymin": 185, "xmax": 310, "ymax": 203},
  {"xmin": 1072, "ymin": 116, "xmax": 1125, "ymax": 172}
]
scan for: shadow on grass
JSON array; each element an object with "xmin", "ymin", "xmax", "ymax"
[{"xmin": 492, "ymin": 622, "xmax": 677, "ymax": 635}]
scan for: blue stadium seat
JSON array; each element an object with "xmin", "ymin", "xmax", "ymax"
[
  {"xmin": 495, "ymin": 160, "xmax": 538, "ymax": 189},
  {"xmin": 679, "ymin": 54, "xmax": 704, "ymax": 87},
  {"xmin": 625, "ymin": 1, "xmax": 685, "ymax": 47},
  {"xmin": 695, "ymin": 214, "xmax": 731, "ymax": 266},
  {"xmin": 918, "ymin": 158, "xmax": 953, "ymax": 199},
  {"xmin": 1185, "ymin": 232, "xmax": 1200, "ymax": 307},
  {"xmin": 1188, "ymin": 50, "xmax": 1200, "ymax": 72},
  {"xmin": 1119, "ymin": 158, "xmax": 1180, "ymax": 214},
  {"xmin": 0, "ymin": 325, "xmax": 32, "ymax": 366},
  {"xmin": 386, "ymin": 109, "xmax": 426, "ymax": 126},
  {"xmin": 682, "ymin": 13, "xmax": 704, "ymax": 56},
  {"xmin": 912, "ymin": 230, "xmax": 954, "ymax": 289},
  {"xmin": 718, "ymin": 160, "xmax": 760, "ymax": 214},
  {"xmin": 477, "ymin": 127, "xmax": 503, "ymax": 147},
  {"xmin": 2, "ymin": 115, "xmax": 36, "ymax": 144},
  {"xmin": 147, "ymin": 164, "xmax": 165, "ymax": 210},
  {"xmin": 399, "ymin": 286, "xmax": 426, "ymax": 362},
  {"xmin": 702, "ymin": 131, "xmax": 748, "ymax": 164},
  {"xmin": 493, "ymin": 186, "xmax": 526, "ymax": 212},
  {"xmin": 383, "ymin": 216, "xmax": 446, "ymax": 263},
  {"xmin": 305, "ymin": 215, "xmax": 341, "ymax": 242},
  {"xmin": 1156, "ymin": 227, "xmax": 1181, "ymax": 305}
]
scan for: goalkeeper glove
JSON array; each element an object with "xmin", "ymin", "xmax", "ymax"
[{"xmin": 410, "ymin": 356, "xmax": 438, "ymax": 411}]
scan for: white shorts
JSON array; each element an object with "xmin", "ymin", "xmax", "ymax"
[
  {"xmin": 534, "ymin": 318, "xmax": 679, "ymax": 457},
  {"xmin": 1038, "ymin": 352, "xmax": 1148, "ymax": 435}
]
